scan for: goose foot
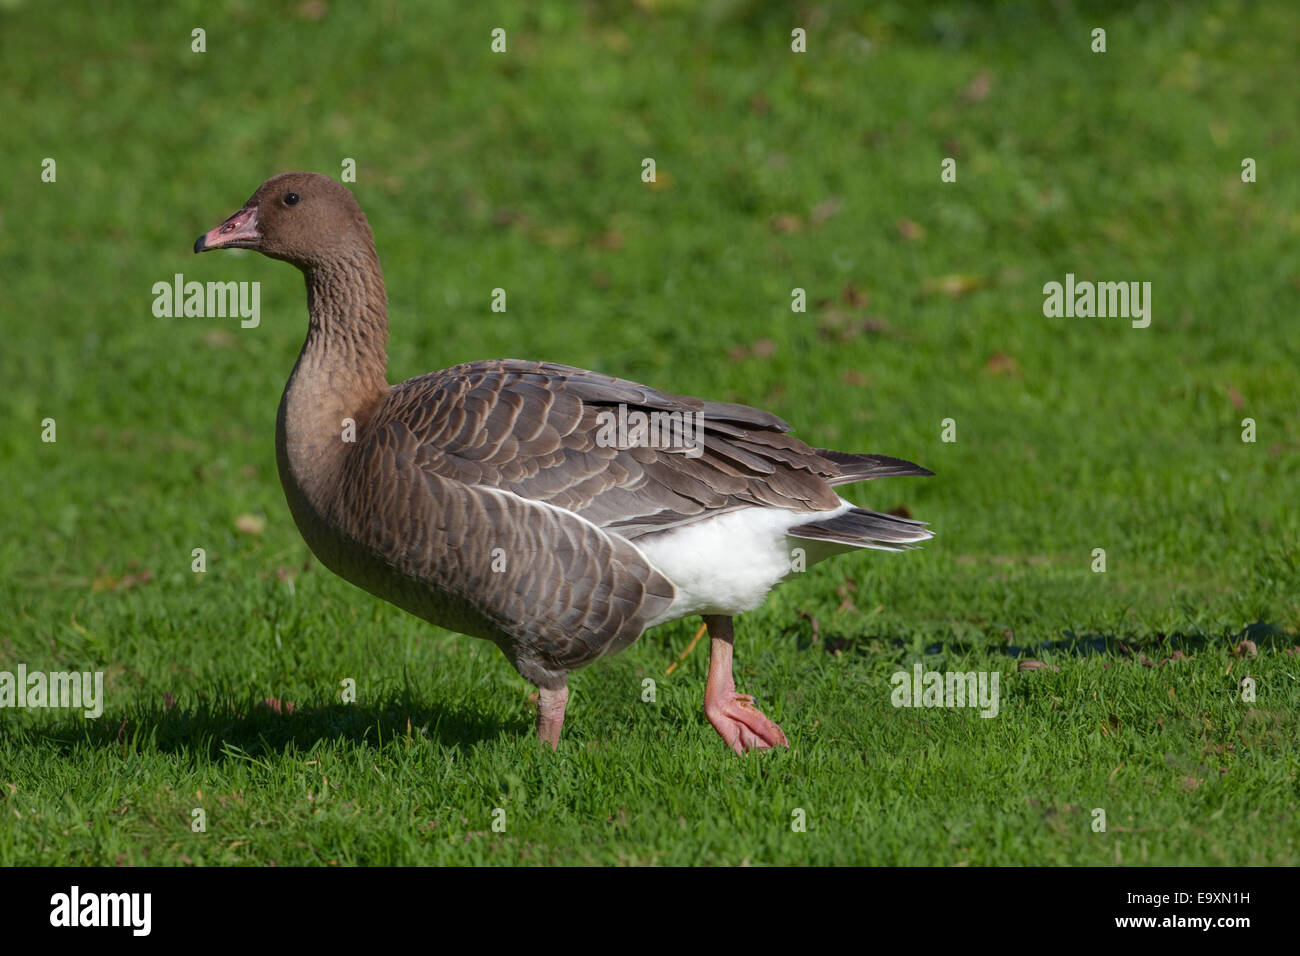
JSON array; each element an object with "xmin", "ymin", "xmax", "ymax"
[
  {"xmin": 706, "ymin": 690, "xmax": 789, "ymax": 755},
  {"xmin": 536, "ymin": 684, "xmax": 569, "ymax": 750},
  {"xmin": 703, "ymin": 614, "xmax": 789, "ymax": 755}
]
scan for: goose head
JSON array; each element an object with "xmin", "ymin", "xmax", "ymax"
[{"xmin": 194, "ymin": 171, "xmax": 374, "ymax": 270}]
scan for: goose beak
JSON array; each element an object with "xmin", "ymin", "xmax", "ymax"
[{"xmin": 195, "ymin": 206, "xmax": 260, "ymax": 253}]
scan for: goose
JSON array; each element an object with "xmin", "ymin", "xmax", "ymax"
[{"xmin": 194, "ymin": 172, "xmax": 934, "ymax": 754}]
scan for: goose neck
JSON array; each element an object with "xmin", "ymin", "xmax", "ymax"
[{"xmin": 276, "ymin": 253, "xmax": 391, "ymax": 511}]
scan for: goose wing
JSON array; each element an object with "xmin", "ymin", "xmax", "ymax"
[
  {"xmin": 340, "ymin": 359, "xmax": 928, "ymax": 682},
  {"xmin": 374, "ymin": 358, "xmax": 891, "ymax": 538}
]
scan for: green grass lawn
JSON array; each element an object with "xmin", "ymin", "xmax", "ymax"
[{"xmin": 1, "ymin": 0, "xmax": 1297, "ymax": 865}]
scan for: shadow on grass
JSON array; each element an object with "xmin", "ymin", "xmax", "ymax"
[
  {"xmin": 24, "ymin": 623, "xmax": 1296, "ymax": 759},
  {"xmin": 30, "ymin": 686, "xmax": 523, "ymax": 762},
  {"xmin": 792, "ymin": 619, "xmax": 1298, "ymax": 660}
]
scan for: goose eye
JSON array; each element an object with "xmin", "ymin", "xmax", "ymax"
[{"xmin": 284, "ymin": 192, "xmax": 300, "ymax": 206}]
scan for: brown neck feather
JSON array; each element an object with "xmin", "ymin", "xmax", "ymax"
[{"xmin": 276, "ymin": 248, "xmax": 391, "ymax": 513}]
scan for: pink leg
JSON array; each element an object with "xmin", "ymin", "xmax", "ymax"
[
  {"xmin": 536, "ymin": 684, "xmax": 569, "ymax": 749},
  {"xmin": 703, "ymin": 615, "xmax": 789, "ymax": 755}
]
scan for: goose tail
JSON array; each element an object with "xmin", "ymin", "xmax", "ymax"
[{"xmin": 787, "ymin": 507, "xmax": 933, "ymax": 552}]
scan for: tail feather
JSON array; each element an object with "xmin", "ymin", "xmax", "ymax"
[
  {"xmin": 788, "ymin": 507, "xmax": 933, "ymax": 552},
  {"xmin": 819, "ymin": 450, "xmax": 934, "ymax": 484}
]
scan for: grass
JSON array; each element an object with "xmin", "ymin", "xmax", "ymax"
[{"xmin": 0, "ymin": 0, "xmax": 1297, "ymax": 865}]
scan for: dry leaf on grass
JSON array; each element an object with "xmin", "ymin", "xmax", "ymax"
[
  {"xmin": 235, "ymin": 514, "xmax": 266, "ymax": 535},
  {"xmin": 960, "ymin": 70, "xmax": 993, "ymax": 103},
  {"xmin": 256, "ymin": 697, "xmax": 296, "ymax": 716}
]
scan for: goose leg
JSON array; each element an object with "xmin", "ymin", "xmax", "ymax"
[
  {"xmin": 536, "ymin": 684, "xmax": 569, "ymax": 749},
  {"xmin": 703, "ymin": 614, "xmax": 789, "ymax": 755}
]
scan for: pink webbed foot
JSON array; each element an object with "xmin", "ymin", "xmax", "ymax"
[
  {"xmin": 702, "ymin": 614, "xmax": 790, "ymax": 755},
  {"xmin": 705, "ymin": 691, "xmax": 789, "ymax": 755}
]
